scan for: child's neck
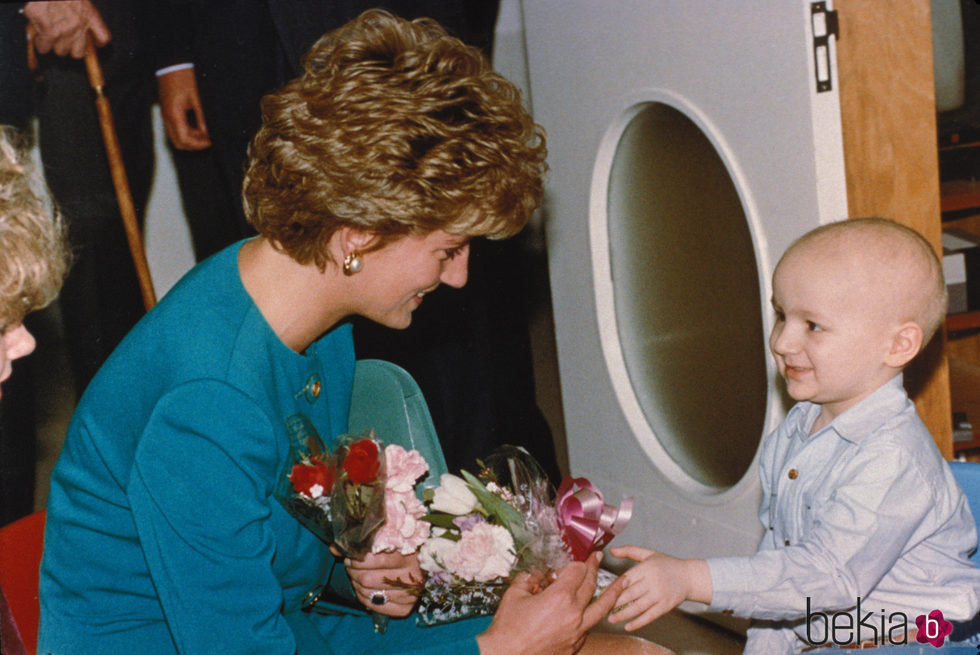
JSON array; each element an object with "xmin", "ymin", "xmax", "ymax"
[
  {"xmin": 809, "ymin": 411, "xmax": 832, "ymax": 435},
  {"xmin": 807, "ymin": 372, "xmax": 903, "ymax": 435}
]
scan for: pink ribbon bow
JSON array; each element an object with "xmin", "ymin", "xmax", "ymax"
[{"xmin": 556, "ymin": 476, "xmax": 633, "ymax": 561}]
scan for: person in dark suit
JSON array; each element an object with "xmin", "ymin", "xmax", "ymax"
[
  {"xmin": 0, "ymin": 4, "xmax": 33, "ymax": 131},
  {"xmin": 25, "ymin": 0, "xmax": 154, "ymax": 396},
  {"xmin": 152, "ymin": 2, "xmax": 561, "ymax": 483},
  {"xmin": 0, "ymin": 0, "xmax": 153, "ymax": 524},
  {"xmin": 152, "ymin": 1, "xmax": 498, "ymax": 261}
]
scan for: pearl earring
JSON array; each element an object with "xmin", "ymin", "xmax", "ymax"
[{"xmin": 343, "ymin": 252, "xmax": 363, "ymax": 276}]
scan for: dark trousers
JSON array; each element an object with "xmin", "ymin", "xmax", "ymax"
[{"xmin": 35, "ymin": 23, "xmax": 154, "ymax": 395}]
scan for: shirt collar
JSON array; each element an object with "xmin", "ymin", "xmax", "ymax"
[{"xmin": 788, "ymin": 374, "xmax": 908, "ymax": 444}]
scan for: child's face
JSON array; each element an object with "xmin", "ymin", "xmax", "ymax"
[
  {"xmin": 769, "ymin": 248, "xmax": 898, "ymax": 424},
  {"xmin": 0, "ymin": 324, "xmax": 36, "ymax": 398}
]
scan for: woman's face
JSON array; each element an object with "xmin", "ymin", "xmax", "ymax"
[
  {"xmin": 353, "ymin": 230, "xmax": 470, "ymax": 329},
  {"xmin": 0, "ymin": 323, "xmax": 36, "ymax": 399}
]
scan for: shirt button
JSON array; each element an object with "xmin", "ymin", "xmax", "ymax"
[
  {"xmin": 784, "ymin": 539, "xmax": 791, "ymax": 546},
  {"xmin": 311, "ymin": 380, "xmax": 321, "ymax": 397},
  {"xmin": 788, "ymin": 468, "xmax": 798, "ymax": 480}
]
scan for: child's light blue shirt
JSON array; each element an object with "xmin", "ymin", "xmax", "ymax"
[{"xmin": 707, "ymin": 374, "xmax": 980, "ymax": 654}]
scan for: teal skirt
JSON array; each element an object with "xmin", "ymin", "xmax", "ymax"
[{"xmin": 295, "ymin": 610, "xmax": 493, "ymax": 655}]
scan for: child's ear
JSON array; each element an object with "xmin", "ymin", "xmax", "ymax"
[{"xmin": 884, "ymin": 321, "xmax": 924, "ymax": 369}]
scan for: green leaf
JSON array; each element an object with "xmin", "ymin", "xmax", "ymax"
[
  {"xmin": 421, "ymin": 513, "xmax": 459, "ymax": 530},
  {"xmin": 432, "ymin": 532, "xmax": 462, "ymax": 543},
  {"xmin": 461, "ymin": 470, "xmax": 523, "ymax": 533}
]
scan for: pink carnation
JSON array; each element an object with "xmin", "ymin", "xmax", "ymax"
[
  {"xmin": 447, "ymin": 523, "xmax": 516, "ymax": 582},
  {"xmin": 372, "ymin": 490, "xmax": 429, "ymax": 554},
  {"xmin": 384, "ymin": 445, "xmax": 429, "ymax": 494},
  {"xmin": 371, "ymin": 445, "xmax": 430, "ymax": 554}
]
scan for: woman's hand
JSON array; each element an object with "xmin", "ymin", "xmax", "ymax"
[
  {"xmin": 344, "ymin": 550, "xmax": 423, "ymax": 617},
  {"xmin": 476, "ymin": 552, "xmax": 625, "ymax": 655}
]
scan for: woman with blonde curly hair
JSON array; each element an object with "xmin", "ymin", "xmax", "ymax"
[
  {"xmin": 39, "ymin": 11, "xmax": 669, "ymax": 655},
  {"xmin": 0, "ymin": 127, "xmax": 69, "ymax": 395},
  {"xmin": 0, "ymin": 131, "xmax": 68, "ymax": 642}
]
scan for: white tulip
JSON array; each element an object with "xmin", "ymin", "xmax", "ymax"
[{"xmin": 430, "ymin": 473, "xmax": 479, "ymax": 515}]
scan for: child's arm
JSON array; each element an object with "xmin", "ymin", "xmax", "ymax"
[{"xmin": 605, "ymin": 545, "xmax": 712, "ymax": 631}]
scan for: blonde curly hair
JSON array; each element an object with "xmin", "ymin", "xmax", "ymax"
[
  {"xmin": 243, "ymin": 9, "xmax": 548, "ymax": 269},
  {"xmin": 0, "ymin": 126, "xmax": 70, "ymax": 329}
]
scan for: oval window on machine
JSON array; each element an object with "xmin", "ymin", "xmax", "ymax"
[{"xmin": 597, "ymin": 100, "xmax": 768, "ymax": 490}]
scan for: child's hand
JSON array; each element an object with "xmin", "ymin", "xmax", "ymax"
[{"xmin": 606, "ymin": 545, "xmax": 712, "ymax": 631}]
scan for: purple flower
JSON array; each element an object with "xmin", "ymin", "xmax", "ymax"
[{"xmin": 453, "ymin": 513, "xmax": 486, "ymax": 531}]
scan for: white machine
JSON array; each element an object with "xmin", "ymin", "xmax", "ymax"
[{"xmin": 511, "ymin": 0, "xmax": 848, "ymax": 621}]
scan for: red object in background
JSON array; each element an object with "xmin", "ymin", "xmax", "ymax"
[{"xmin": 0, "ymin": 510, "xmax": 45, "ymax": 655}]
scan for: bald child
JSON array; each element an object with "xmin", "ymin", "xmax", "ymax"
[{"xmin": 607, "ymin": 219, "xmax": 980, "ymax": 653}]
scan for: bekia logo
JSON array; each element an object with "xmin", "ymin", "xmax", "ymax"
[
  {"xmin": 805, "ymin": 597, "xmax": 961, "ymax": 649},
  {"xmin": 915, "ymin": 609, "xmax": 954, "ymax": 648}
]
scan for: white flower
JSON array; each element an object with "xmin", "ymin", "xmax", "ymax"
[
  {"xmin": 430, "ymin": 474, "xmax": 479, "ymax": 515},
  {"xmin": 419, "ymin": 536, "xmax": 458, "ymax": 573}
]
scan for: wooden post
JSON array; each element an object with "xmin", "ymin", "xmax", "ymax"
[{"xmin": 834, "ymin": 0, "xmax": 952, "ymax": 457}]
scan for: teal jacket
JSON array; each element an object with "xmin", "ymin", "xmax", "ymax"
[{"xmin": 38, "ymin": 242, "xmax": 486, "ymax": 655}]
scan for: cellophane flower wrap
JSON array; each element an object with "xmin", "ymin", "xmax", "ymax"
[
  {"xmin": 277, "ymin": 419, "xmax": 430, "ymax": 556},
  {"xmin": 275, "ymin": 413, "xmax": 340, "ymax": 545},
  {"xmin": 412, "ymin": 445, "xmax": 633, "ymax": 627},
  {"xmin": 275, "ymin": 415, "xmax": 432, "ymax": 634},
  {"xmin": 275, "ymin": 426, "xmax": 387, "ymax": 557},
  {"xmin": 335, "ymin": 439, "xmax": 428, "ymax": 636},
  {"xmin": 330, "ymin": 433, "xmax": 387, "ymax": 556}
]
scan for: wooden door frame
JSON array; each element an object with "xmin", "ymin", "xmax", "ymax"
[{"xmin": 835, "ymin": 0, "xmax": 953, "ymax": 457}]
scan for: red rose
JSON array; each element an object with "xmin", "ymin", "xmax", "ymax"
[
  {"xmin": 342, "ymin": 439, "xmax": 381, "ymax": 484},
  {"xmin": 289, "ymin": 459, "xmax": 335, "ymax": 498}
]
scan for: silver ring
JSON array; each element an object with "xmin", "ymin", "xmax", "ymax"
[{"xmin": 370, "ymin": 590, "xmax": 388, "ymax": 606}]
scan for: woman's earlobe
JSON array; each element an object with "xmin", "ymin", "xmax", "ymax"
[{"xmin": 342, "ymin": 251, "xmax": 363, "ymax": 275}]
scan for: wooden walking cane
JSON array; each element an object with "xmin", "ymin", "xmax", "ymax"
[{"xmin": 82, "ymin": 35, "xmax": 157, "ymax": 311}]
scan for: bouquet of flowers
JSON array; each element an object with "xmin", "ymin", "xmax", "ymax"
[
  {"xmin": 279, "ymin": 414, "xmax": 431, "ymax": 557},
  {"xmin": 411, "ymin": 445, "xmax": 633, "ymax": 627},
  {"xmin": 275, "ymin": 413, "xmax": 431, "ymax": 632},
  {"xmin": 278, "ymin": 417, "xmax": 386, "ymax": 555}
]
